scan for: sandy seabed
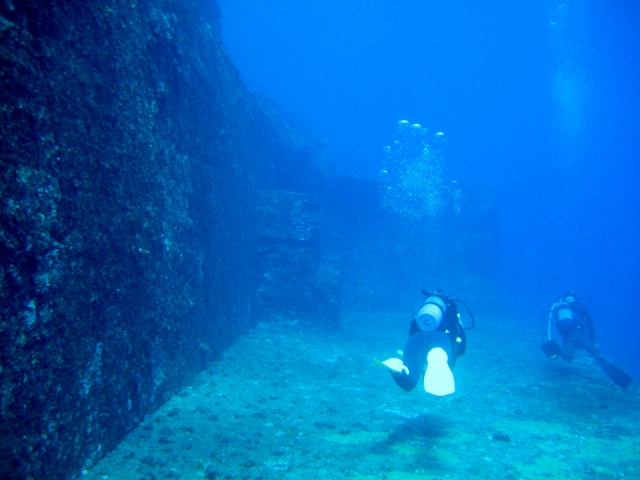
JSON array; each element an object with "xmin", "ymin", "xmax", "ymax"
[{"xmin": 85, "ymin": 311, "xmax": 640, "ymax": 480}]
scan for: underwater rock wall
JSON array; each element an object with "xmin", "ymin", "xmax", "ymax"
[{"xmin": 0, "ymin": 0, "xmax": 286, "ymax": 478}]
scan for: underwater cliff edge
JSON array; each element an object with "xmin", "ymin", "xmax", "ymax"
[{"xmin": 0, "ymin": 0, "xmax": 327, "ymax": 477}]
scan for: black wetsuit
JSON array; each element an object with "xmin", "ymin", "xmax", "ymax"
[
  {"xmin": 392, "ymin": 295, "xmax": 466, "ymax": 392},
  {"xmin": 553, "ymin": 300, "xmax": 602, "ymax": 361}
]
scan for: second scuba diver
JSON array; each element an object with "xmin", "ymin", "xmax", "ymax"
[
  {"xmin": 541, "ymin": 293, "xmax": 634, "ymax": 389},
  {"xmin": 375, "ymin": 289, "xmax": 473, "ymax": 396}
]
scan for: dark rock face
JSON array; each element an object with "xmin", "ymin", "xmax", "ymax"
[{"xmin": 0, "ymin": 1, "xmax": 286, "ymax": 478}]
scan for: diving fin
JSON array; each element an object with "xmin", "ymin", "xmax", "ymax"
[
  {"xmin": 540, "ymin": 340, "xmax": 562, "ymax": 359},
  {"xmin": 594, "ymin": 356, "xmax": 634, "ymax": 389},
  {"xmin": 423, "ymin": 348, "xmax": 455, "ymax": 396},
  {"xmin": 374, "ymin": 357, "xmax": 409, "ymax": 375}
]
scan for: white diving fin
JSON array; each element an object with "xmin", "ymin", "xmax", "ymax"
[{"xmin": 423, "ymin": 348, "xmax": 455, "ymax": 396}]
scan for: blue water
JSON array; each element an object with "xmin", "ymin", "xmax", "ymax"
[{"xmin": 216, "ymin": 1, "xmax": 639, "ymax": 379}]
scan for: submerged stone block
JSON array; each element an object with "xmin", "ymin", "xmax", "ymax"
[
  {"xmin": 255, "ymin": 190, "xmax": 320, "ymax": 242},
  {"xmin": 254, "ymin": 190, "xmax": 340, "ymax": 329}
]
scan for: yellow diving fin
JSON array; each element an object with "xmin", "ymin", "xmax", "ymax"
[{"xmin": 374, "ymin": 357, "xmax": 409, "ymax": 375}]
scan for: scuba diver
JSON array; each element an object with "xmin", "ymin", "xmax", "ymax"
[
  {"xmin": 541, "ymin": 293, "xmax": 634, "ymax": 389},
  {"xmin": 375, "ymin": 290, "xmax": 473, "ymax": 396}
]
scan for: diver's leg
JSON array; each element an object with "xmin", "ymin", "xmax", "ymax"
[
  {"xmin": 559, "ymin": 332, "xmax": 633, "ymax": 388},
  {"xmin": 593, "ymin": 356, "xmax": 635, "ymax": 389},
  {"xmin": 559, "ymin": 334, "xmax": 578, "ymax": 362},
  {"xmin": 575, "ymin": 334, "xmax": 603, "ymax": 358},
  {"xmin": 574, "ymin": 334, "xmax": 634, "ymax": 388},
  {"xmin": 423, "ymin": 331, "xmax": 455, "ymax": 396},
  {"xmin": 391, "ymin": 332, "xmax": 429, "ymax": 392}
]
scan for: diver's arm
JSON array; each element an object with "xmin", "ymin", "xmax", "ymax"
[{"xmin": 444, "ymin": 304, "xmax": 465, "ymax": 358}]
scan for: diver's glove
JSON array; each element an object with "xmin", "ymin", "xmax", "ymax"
[
  {"xmin": 423, "ymin": 348, "xmax": 455, "ymax": 396},
  {"xmin": 374, "ymin": 357, "xmax": 409, "ymax": 375}
]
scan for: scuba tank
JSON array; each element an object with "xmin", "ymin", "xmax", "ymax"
[
  {"xmin": 415, "ymin": 296, "xmax": 446, "ymax": 332},
  {"xmin": 416, "ymin": 290, "xmax": 476, "ymax": 330},
  {"xmin": 556, "ymin": 304, "xmax": 574, "ymax": 321},
  {"xmin": 548, "ymin": 295, "xmax": 580, "ymax": 340}
]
